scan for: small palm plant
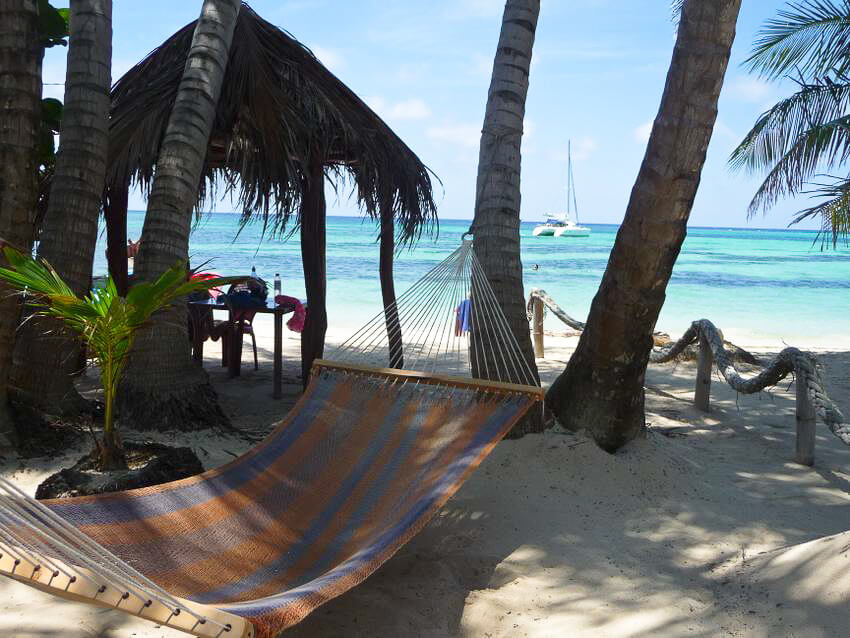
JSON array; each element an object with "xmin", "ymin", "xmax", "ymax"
[{"xmin": 0, "ymin": 245, "xmax": 239, "ymax": 469}]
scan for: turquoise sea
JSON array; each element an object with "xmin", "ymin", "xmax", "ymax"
[{"xmin": 95, "ymin": 212, "xmax": 850, "ymax": 347}]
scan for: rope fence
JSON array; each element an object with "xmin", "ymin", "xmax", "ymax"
[{"xmin": 527, "ymin": 290, "xmax": 847, "ymax": 466}]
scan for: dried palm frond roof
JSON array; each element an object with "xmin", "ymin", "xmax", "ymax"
[{"xmin": 108, "ymin": 2, "xmax": 438, "ymax": 243}]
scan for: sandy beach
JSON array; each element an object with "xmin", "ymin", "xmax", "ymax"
[{"xmin": 1, "ymin": 319, "xmax": 848, "ymax": 638}]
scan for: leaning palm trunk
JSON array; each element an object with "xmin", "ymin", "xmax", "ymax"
[
  {"xmin": 471, "ymin": 0, "xmax": 541, "ymax": 436},
  {"xmin": 119, "ymin": 0, "xmax": 240, "ymax": 430},
  {"xmin": 11, "ymin": 0, "xmax": 112, "ymax": 416},
  {"xmin": 546, "ymin": 0, "xmax": 742, "ymax": 451},
  {"xmin": 0, "ymin": 0, "xmax": 43, "ymax": 447}
]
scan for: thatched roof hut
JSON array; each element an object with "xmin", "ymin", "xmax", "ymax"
[{"xmin": 104, "ymin": 3, "xmax": 439, "ymax": 375}]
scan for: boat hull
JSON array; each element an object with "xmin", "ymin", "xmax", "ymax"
[
  {"xmin": 532, "ymin": 225, "xmax": 556, "ymax": 236},
  {"xmin": 554, "ymin": 226, "xmax": 591, "ymax": 237}
]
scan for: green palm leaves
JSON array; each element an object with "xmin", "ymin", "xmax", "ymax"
[
  {"xmin": 732, "ymin": 0, "xmax": 850, "ymax": 246},
  {"xmin": 0, "ymin": 245, "xmax": 238, "ymax": 466}
]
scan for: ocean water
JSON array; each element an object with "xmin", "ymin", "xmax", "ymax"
[{"xmin": 94, "ymin": 212, "xmax": 850, "ymax": 346}]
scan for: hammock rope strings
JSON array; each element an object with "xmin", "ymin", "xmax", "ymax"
[
  {"xmin": 0, "ymin": 476, "xmax": 228, "ymax": 633},
  {"xmin": 331, "ymin": 241, "xmax": 538, "ymax": 387}
]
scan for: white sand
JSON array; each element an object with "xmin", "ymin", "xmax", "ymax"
[{"xmin": 1, "ymin": 320, "xmax": 848, "ymax": 637}]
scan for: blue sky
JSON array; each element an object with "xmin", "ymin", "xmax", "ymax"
[{"xmin": 44, "ymin": 0, "xmax": 815, "ymax": 229}]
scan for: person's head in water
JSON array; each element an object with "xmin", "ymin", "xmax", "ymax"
[{"xmin": 532, "ymin": 264, "xmax": 539, "ymax": 271}]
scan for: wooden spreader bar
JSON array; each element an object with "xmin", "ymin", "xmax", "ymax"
[{"xmin": 0, "ymin": 545, "xmax": 254, "ymax": 638}]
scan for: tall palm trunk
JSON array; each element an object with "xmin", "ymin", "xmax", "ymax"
[
  {"xmin": 11, "ymin": 0, "xmax": 112, "ymax": 416},
  {"xmin": 119, "ymin": 0, "xmax": 240, "ymax": 430},
  {"xmin": 0, "ymin": 0, "xmax": 42, "ymax": 446},
  {"xmin": 471, "ymin": 0, "xmax": 541, "ymax": 436},
  {"xmin": 546, "ymin": 0, "xmax": 742, "ymax": 452},
  {"xmin": 300, "ymin": 158, "xmax": 327, "ymax": 385}
]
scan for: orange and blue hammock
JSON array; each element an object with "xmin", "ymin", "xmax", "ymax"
[{"xmin": 35, "ymin": 362, "xmax": 541, "ymax": 637}]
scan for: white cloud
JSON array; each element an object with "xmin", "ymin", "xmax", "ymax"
[
  {"xmin": 727, "ymin": 76, "xmax": 771, "ymax": 103},
  {"xmin": 548, "ymin": 136, "xmax": 598, "ymax": 162},
  {"xmin": 446, "ymin": 0, "xmax": 504, "ymax": 19},
  {"xmin": 427, "ymin": 123, "xmax": 482, "ymax": 148},
  {"xmin": 388, "ymin": 98, "xmax": 432, "ymax": 120},
  {"xmin": 365, "ymin": 96, "xmax": 432, "ymax": 121},
  {"xmin": 311, "ymin": 45, "xmax": 344, "ymax": 73},
  {"xmin": 634, "ymin": 120, "xmax": 653, "ymax": 143}
]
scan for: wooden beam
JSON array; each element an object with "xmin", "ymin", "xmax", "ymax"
[
  {"xmin": 299, "ymin": 158, "xmax": 327, "ymax": 387},
  {"xmin": 0, "ymin": 546, "xmax": 253, "ymax": 638},
  {"xmin": 104, "ymin": 184, "xmax": 130, "ymax": 296},
  {"xmin": 379, "ymin": 199, "xmax": 403, "ymax": 368}
]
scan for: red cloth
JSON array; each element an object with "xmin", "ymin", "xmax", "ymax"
[
  {"xmin": 190, "ymin": 271, "xmax": 223, "ymax": 298},
  {"xmin": 275, "ymin": 295, "xmax": 306, "ymax": 333}
]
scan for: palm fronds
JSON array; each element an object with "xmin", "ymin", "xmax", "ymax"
[
  {"xmin": 108, "ymin": 3, "xmax": 438, "ymax": 245},
  {"xmin": 0, "ymin": 246, "xmax": 240, "ymax": 466},
  {"xmin": 792, "ymin": 175, "xmax": 850, "ymax": 245},
  {"xmin": 746, "ymin": 0, "xmax": 850, "ymax": 80}
]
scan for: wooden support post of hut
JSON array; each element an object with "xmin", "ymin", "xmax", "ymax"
[
  {"xmin": 795, "ymin": 375, "xmax": 816, "ymax": 466},
  {"xmin": 104, "ymin": 184, "xmax": 130, "ymax": 296},
  {"xmin": 300, "ymin": 158, "xmax": 327, "ymax": 387},
  {"xmin": 379, "ymin": 197, "xmax": 404, "ymax": 369},
  {"xmin": 694, "ymin": 335, "xmax": 712, "ymax": 412},
  {"xmin": 531, "ymin": 291, "xmax": 544, "ymax": 358}
]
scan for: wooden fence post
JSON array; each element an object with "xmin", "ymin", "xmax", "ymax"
[
  {"xmin": 795, "ymin": 375, "xmax": 816, "ymax": 466},
  {"xmin": 694, "ymin": 335, "xmax": 712, "ymax": 412},
  {"xmin": 532, "ymin": 293, "xmax": 544, "ymax": 358}
]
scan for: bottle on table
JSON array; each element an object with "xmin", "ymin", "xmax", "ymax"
[{"xmin": 274, "ymin": 273, "xmax": 281, "ymax": 296}]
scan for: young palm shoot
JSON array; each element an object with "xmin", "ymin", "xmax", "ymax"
[{"xmin": 0, "ymin": 246, "xmax": 238, "ymax": 469}]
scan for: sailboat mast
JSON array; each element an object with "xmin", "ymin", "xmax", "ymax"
[{"xmin": 566, "ymin": 140, "xmax": 572, "ymax": 216}]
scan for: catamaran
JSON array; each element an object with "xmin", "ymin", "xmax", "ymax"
[{"xmin": 533, "ymin": 141, "xmax": 591, "ymax": 238}]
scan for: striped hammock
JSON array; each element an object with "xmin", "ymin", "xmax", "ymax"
[{"xmin": 0, "ymin": 241, "xmax": 541, "ymax": 638}]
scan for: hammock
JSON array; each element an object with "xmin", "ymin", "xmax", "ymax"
[{"xmin": 0, "ymin": 241, "xmax": 541, "ymax": 638}]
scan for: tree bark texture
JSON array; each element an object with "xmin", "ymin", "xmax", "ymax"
[
  {"xmin": 0, "ymin": 0, "xmax": 42, "ymax": 446},
  {"xmin": 472, "ymin": 0, "xmax": 542, "ymax": 436},
  {"xmin": 379, "ymin": 200, "xmax": 403, "ymax": 368},
  {"xmin": 119, "ymin": 0, "xmax": 240, "ymax": 430},
  {"xmin": 300, "ymin": 159, "xmax": 327, "ymax": 385},
  {"xmin": 11, "ymin": 0, "xmax": 112, "ymax": 415},
  {"xmin": 546, "ymin": 0, "xmax": 742, "ymax": 452}
]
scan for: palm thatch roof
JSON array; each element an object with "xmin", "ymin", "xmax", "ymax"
[{"xmin": 107, "ymin": 2, "xmax": 438, "ymax": 243}]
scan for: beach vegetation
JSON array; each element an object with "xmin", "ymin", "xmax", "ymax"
[
  {"xmin": 546, "ymin": 0, "xmax": 743, "ymax": 451},
  {"xmin": 732, "ymin": 0, "xmax": 850, "ymax": 246},
  {"xmin": 0, "ymin": 246, "xmax": 237, "ymax": 469}
]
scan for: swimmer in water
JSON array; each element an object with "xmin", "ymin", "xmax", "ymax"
[{"xmin": 532, "ymin": 264, "xmax": 539, "ymax": 271}]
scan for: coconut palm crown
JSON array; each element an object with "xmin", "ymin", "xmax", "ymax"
[{"xmin": 730, "ymin": 0, "xmax": 850, "ymax": 245}]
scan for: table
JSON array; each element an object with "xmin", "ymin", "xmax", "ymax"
[{"xmin": 188, "ymin": 297, "xmax": 302, "ymax": 399}]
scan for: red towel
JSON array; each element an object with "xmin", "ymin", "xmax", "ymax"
[{"xmin": 275, "ymin": 295, "xmax": 306, "ymax": 333}]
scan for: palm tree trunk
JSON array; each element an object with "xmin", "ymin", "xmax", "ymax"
[
  {"xmin": 471, "ymin": 0, "xmax": 541, "ymax": 436},
  {"xmin": 379, "ymin": 199, "xmax": 403, "ymax": 368},
  {"xmin": 546, "ymin": 0, "xmax": 742, "ymax": 452},
  {"xmin": 0, "ymin": 0, "xmax": 42, "ymax": 447},
  {"xmin": 11, "ymin": 0, "xmax": 112, "ymax": 416},
  {"xmin": 119, "ymin": 0, "xmax": 240, "ymax": 430},
  {"xmin": 300, "ymin": 158, "xmax": 327, "ymax": 385}
]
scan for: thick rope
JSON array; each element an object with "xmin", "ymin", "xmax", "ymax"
[
  {"xmin": 526, "ymin": 288, "xmax": 585, "ymax": 331},
  {"xmin": 651, "ymin": 319, "xmax": 848, "ymax": 445}
]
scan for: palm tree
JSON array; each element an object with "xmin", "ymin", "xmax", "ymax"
[
  {"xmin": 731, "ymin": 0, "xmax": 850, "ymax": 245},
  {"xmin": 0, "ymin": 246, "xmax": 237, "ymax": 468},
  {"xmin": 118, "ymin": 0, "xmax": 241, "ymax": 430},
  {"xmin": 0, "ymin": 0, "xmax": 43, "ymax": 447},
  {"xmin": 12, "ymin": 0, "xmax": 112, "ymax": 416},
  {"xmin": 546, "ymin": 0, "xmax": 742, "ymax": 452},
  {"xmin": 471, "ymin": 0, "xmax": 542, "ymax": 436}
]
